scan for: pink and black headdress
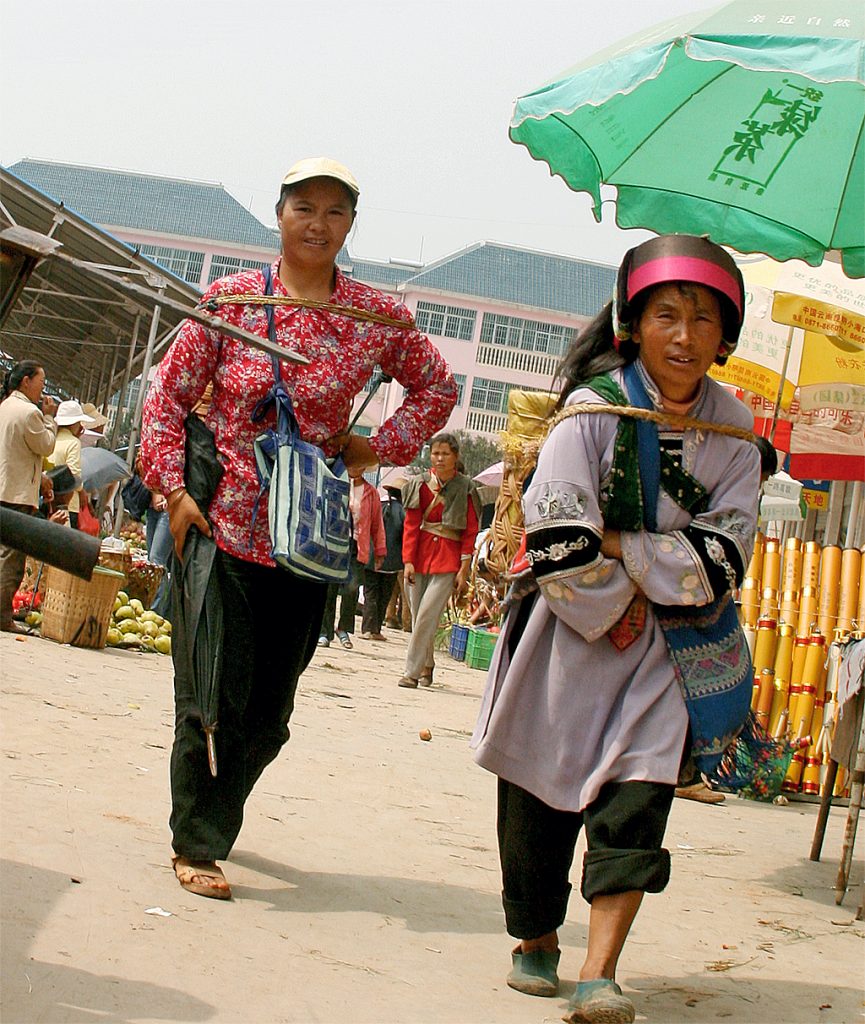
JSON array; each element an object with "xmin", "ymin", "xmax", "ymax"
[{"xmin": 612, "ymin": 235, "xmax": 745, "ymax": 365}]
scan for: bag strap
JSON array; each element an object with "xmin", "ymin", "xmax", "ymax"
[
  {"xmin": 251, "ymin": 266, "xmax": 300, "ymax": 436},
  {"xmin": 260, "ymin": 264, "xmax": 282, "ymax": 386}
]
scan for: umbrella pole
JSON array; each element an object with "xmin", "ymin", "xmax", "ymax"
[{"xmin": 768, "ymin": 327, "xmax": 795, "ymax": 446}]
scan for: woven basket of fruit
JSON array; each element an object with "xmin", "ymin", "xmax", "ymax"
[
  {"xmin": 125, "ymin": 560, "xmax": 165, "ymax": 609},
  {"xmin": 98, "ymin": 547, "xmax": 132, "ymax": 578},
  {"xmin": 42, "ymin": 565, "xmax": 126, "ymax": 649}
]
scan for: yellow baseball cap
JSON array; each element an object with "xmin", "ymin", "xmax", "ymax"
[{"xmin": 281, "ymin": 158, "xmax": 360, "ymax": 199}]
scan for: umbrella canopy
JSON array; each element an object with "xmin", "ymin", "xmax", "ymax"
[
  {"xmin": 510, "ymin": 0, "xmax": 865, "ymax": 275},
  {"xmin": 79, "ymin": 447, "xmax": 132, "ymax": 492},
  {"xmin": 473, "ymin": 460, "xmax": 505, "ymax": 487}
]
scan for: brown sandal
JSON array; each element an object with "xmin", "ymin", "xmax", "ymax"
[{"xmin": 172, "ymin": 856, "xmax": 232, "ymax": 900}]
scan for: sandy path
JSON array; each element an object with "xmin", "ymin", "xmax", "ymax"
[{"xmin": 1, "ymin": 626, "xmax": 862, "ymax": 1024}]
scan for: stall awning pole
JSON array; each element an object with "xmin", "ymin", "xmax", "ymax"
[
  {"xmin": 109, "ymin": 313, "xmax": 140, "ymax": 450},
  {"xmin": 114, "ymin": 294, "xmax": 163, "ymax": 536}
]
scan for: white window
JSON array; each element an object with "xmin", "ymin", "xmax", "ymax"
[
  {"xmin": 480, "ymin": 312, "xmax": 575, "ymax": 357},
  {"xmin": 136, "ymin": 244, "xmax": 205, "ymax": 285},
  {"xmin": 416, "ymin": 301, "xmax": 476, "ymax": 341},
  {"xmin": 470, "ymin": 376, "xmax": 513, "ymax": 414},
  {"xmin": 208, "ymin": 255, "xmax": 268, "ymax": 284}
]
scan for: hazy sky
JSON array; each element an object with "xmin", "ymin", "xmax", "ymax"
[{"xmin": 2, "ymin": 0, "xmax": 713, "ymax": 268}]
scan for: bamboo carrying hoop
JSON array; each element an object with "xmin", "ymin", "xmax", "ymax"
[{"xmin": 41, "ymin": 566, "xmax": 126, "ymax": 649}]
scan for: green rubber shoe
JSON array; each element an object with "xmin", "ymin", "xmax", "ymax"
[
  {"xmin": 563, "ymin": 979, "xmax": 635, "ymax": 1024},
  {"xmin": 506, "ymin": 948, "xmax": 560, "ymax": 997}
]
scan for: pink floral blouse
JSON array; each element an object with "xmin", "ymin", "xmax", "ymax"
[{"xmin": 141, "ymin": 261, "xmax": 456, "ymax": 566}]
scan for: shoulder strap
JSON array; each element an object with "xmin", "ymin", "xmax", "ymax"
[
  {"xmin": 260, "ymin": 265, "xmax": 282, "ymax": 386},
  {"xmin": 622, "ymin": 362, "xmax": 660, "ymax": 532}
]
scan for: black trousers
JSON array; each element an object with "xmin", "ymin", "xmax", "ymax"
[
  {"xmin": 170, "ymin": 549, "xmax": 326, "ymax": 860},
  {"xmin": 361, "ymin": 569, "xmax": 397, "ymax": 634},
  {"xmin": 497, "ymin": 777, "xmax": 675, "ymax": 940},
  {"xmin": 320, "ymin": 550, "xmax": 362, "ymax": 640}
]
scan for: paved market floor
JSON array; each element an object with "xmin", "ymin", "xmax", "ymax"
[{"xmin": 1, "ymin": 624, "xmax": 863, "ymax": 1024}]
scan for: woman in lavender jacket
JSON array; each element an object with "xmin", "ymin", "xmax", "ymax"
[{"xmin": 472, "ymin": 235, "xmax": 760, "ymax": 1024}]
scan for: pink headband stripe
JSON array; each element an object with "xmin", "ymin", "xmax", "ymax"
[{"xmin": 627, "ymin": 256, "xmax": 743, "ymax": 316}]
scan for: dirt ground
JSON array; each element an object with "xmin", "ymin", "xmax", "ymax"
[{"xmin": 1, "ymin": 624, "xmax": 863, "ymax": 1024}]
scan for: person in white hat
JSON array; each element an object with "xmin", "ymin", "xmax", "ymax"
[
  {"xmin": 47, "ymin": 400, "xmax": 95, "ymax": 529},
  {"xmin": 141, "ymin": 157, "xmax": 457, "ymax": 901}
]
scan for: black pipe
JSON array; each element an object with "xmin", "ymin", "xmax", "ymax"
[{"xmin": 0, "ymin": 507, "xmax": 100, "ymax": 580}]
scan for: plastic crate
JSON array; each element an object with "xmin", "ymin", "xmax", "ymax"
[
  {"xmin": 466, "ymin": 627, "xmax": 497, "ymax": 671},
  {"xmin": 449, "ymin": 623, "xmax": 469, "ymax": 661}
]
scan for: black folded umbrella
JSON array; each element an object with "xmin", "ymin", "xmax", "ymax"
[{"xmin": 171, "ymin": 414, "xmax": 225, "ymax": 776}]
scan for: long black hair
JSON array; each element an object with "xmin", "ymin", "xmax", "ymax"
[
  {"xmin": 2, "ymin": 360, "xmax": 43, "ymax": 401},
  {"xmin": 551, "ymin": 302, "xmax": 639, "ymax": 412}
]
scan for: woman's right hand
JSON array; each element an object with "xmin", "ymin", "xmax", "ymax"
[
  {"xmin": 404, "ymin": 562, "xmax": 415, "ymax": 585},
  {"xmin": 167, "ymin": 488, "xmax": 211, "ymax": 559}
]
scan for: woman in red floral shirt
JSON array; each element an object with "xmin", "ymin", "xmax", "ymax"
[{"xmin": 141, "ymin": 158, "xmax": 456, "ymax": 900}]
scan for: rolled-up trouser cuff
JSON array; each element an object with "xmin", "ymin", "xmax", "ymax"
[
  {"xmin": 503, "ymin": 883, "xmax": 572, "ymax": 939},
  {"xmin": 581, "ymin": 847, "xmax": 671, "ymax": 903}
]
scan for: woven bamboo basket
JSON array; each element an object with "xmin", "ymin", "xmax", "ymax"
[
  {"xmin": 125, "ymin": 561, "xmax": 165, "ymax": 609},
  {"xmin": 98, "ymin": 547, "xmax": 132, "ymax": 579},
  {"xmin": 41, "ymin": 565, "xmax": 126, "ymax": 649}
]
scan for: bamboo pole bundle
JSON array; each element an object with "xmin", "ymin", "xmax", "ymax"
[
  {"xmin": 778, "ymin": 537, "xmax": 803, "ymax": 628},
  {"xmin": 791, "ymin": 631, "xmax": 826, "ymax": 742},
  {"xmin": 768, "ymin": 623, "xmax": 795, "ymax": 736},
  {"xmin": 802, "ymin": 541, "xmax": 822, "ymax": 591},
  {"xmin": 818, "ymin": 637, "xmax": 845, "ymax": 799},
  {"xmin": 760, "ymin": 586, "xmax": 779, "ymax": 618},
  {"xmin": 754, "ymin": 668, "xmax": 776, "ymax": 731},
  {"xmin": 802, "ymin": 739, "xmax": 825, "ymax": 795},
  {"xmin": 796, "ymin": 586, "xmax": 819, "ymax": 639},
  {"xmin": 782, "ymin": 537, "xmax": 803, "ymax": 596},
  {"xmin": 784, "ymin": 739, "xmax": 810, "ymax": 793},
  {"xmin": 857, "ymin": 550, "xmax": 865, "ymax": 630},
  {"xmin": 817, "ymin": 546, "xmax": 843, "ymax": 641},
  {"xmin": 752, "ymin": 616, "xmax": 778, "ymax": 709},
  {"xmin": 780, "ymin": 589, "xmax": 800, "ymax": 626},
  {"xmin": 762, "ymin": 538, "xmax": 782, "ymax": 595},
  {"xmin": 740, "ymin": 578, "xmax": 760, "ymax": 628},
  {"xmin": 837, "ymin": 548, "xmax": 862, "ymax": 634},
  {"xmin": 809, "ymin": 547, "xmax": 843, "ymax": 739}
]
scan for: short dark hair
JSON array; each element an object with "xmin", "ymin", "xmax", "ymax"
[
  {"xmin": 429, "ymin": 432, "xmax": 460, "ymax": 456},
  {"xmin": 2, "ymin": 360, "xmax": 43, "ymax": 401},
  {"xmin": 275, "ymin": 180, "xmax": 358, "ymax": 218}
]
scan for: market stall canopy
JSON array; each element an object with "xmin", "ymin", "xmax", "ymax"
[{"xmin": 0, "ymin": 165, "xmax": 201, "ymax": 402}]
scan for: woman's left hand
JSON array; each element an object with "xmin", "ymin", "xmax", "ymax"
[
  {"xmin": 335, "ymin": 433, "xmax": 379, "ymax": 478},
  {"xmin": 600, "ymin": 528, "xmax": 623, "ymax": 561}
]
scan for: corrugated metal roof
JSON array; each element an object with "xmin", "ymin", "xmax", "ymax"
[
  {"xmin": 0, "ymin": 166, "xmax": 200, "ymax": 400},
  {"xmin": 9, "ymin": 159, "xmax": 280, "ymax": 250},
  {"xmin": 345, "ymin": 259, "xmax": 418, "ymax": 288},
  {"xmin": 403, "ymin": 241, "xmax": 616, "ymax": 317}
]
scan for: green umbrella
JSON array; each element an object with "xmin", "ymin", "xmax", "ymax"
[{"xmin": 510, "ymin": 0, "xmax": 864, "ymax": 276}]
